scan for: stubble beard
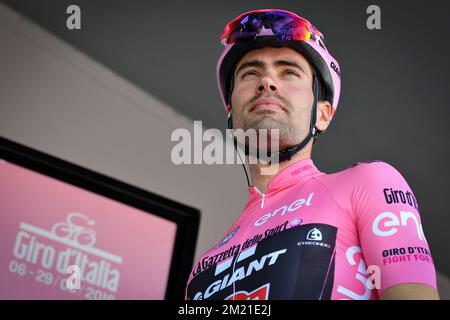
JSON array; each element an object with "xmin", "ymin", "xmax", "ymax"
[{"xmin": 238, "ymin": 108, "xmax": 310, "ymax": 154}]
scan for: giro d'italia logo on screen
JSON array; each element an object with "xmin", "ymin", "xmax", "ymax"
[{"xmin": 9, "ymin": 211, "xmax": 123, "ymax": 299}]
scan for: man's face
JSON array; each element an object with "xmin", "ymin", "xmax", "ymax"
[{"xmin": 230, "ymin": 46, "xmax": 315, "ymax": 150}]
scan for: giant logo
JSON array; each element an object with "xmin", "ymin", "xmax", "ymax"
[
  {"xmin": 330, "ymin": 61, "xmax": 341, "ymax": 78},
  {"xmin": 193, "ymin": 245, "xmax": 286, "ymax": 300}
]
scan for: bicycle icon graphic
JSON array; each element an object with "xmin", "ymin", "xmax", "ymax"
[{"xmin": 51, "ymin": 212, "xmax": 97, "ymax": 247}]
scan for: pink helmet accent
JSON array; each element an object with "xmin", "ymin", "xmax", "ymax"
[{"xmin": 216, "ymin": 9, "xmax": 341, "ymax": 119}]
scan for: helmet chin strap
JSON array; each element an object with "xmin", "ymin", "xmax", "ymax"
[{"xmin": 227, "ymin": 74, "xmax": 320, "ymax": 166}]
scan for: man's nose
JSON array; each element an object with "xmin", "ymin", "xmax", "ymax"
[{"xmin": 257, "ymin": 76, "xmax": 278, "ymax": 94}]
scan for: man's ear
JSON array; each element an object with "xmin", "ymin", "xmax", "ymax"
[{"xmin": 316, "ymin": 101, "xmax": 332, "ymax": 132}]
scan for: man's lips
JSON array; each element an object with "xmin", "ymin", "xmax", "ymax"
[{"xmin": 249, "ymin": 98, "xmax": 285, "ymax": 112}]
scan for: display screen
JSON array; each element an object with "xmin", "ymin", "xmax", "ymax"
[{"xmin": 0, "ymin": 158, "xmax": 181, "ymax": 299}]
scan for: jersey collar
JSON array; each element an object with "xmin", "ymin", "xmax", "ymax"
[{"xmin": 248, "ymin": 158, "xmax": 323, "ymax": 195}]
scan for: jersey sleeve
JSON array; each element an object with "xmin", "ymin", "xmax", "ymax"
[{"xmin": 351, "ymin": 161, "xmax": 437, "ymax": 296}]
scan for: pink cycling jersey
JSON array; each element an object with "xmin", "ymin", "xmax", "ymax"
[{"xmin": 185, "ymin": 158, "xmax": 437, "ymax": 300}]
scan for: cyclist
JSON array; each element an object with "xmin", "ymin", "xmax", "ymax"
[{"xmin": 185, "ymin": 9, "xmax": 439, "ymax": 300}]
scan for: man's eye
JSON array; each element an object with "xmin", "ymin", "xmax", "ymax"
[
  {"xmin": 283, "ymin": 70, "xmax": 300, "ymax": 77},
  {"xmin": 242, "ymin": 71, "xmax": 258, "ymax": 78}
]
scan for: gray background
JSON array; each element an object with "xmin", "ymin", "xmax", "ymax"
[{"xmin": 2, "ymin": 0, "xmax": 449, "ymax": 277}]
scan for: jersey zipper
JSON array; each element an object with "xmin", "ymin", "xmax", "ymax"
[{"xmin": 253, "ymin": 187, "xmax": 266, "ymax": 208}]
